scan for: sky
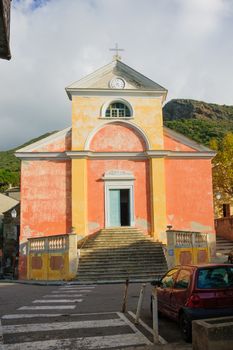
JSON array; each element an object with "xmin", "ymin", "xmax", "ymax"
[{"xmin": 0, "ymin": 0, "xmax": 233, "ymax": 150}]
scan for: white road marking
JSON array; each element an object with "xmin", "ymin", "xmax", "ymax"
[
  {"xmin": 3, "ymin": 333, "xmax": 148, "ymax": 350},
  {"xmin": 60, "ymin": 286, "xmax": 95, "ymax": 289},
  {"xmin": 0, "ymin": 318, "xmax": 4, "ymax": 350},
  {"xmin": 117, "ymin": 312, "xmax": 152, "ymax": 345},
  {"xmin": 1, "ymin": 312, "xmax": 116, "ymax": 320},
  {"xmin": 3, "ymin": 318, "xmax": 125, "ymax": 334},
  {"xmin": 128, "ymin": 311, "xmax": 167, "ymax": 345},
  {"xmin": 43, "ymin": 294, "xmax": 83, "ymax": 298},
  {"xmin": 2, "ymin": 314, "xmax": 63, "ymax": 320},
  {"xmin": 33, "ymin": 299, "xmax": 83, "ymax": 303},
  {"xmin": 60, "ymin": 284, "xmax": 96, "ymax": 289},
  {"xmin": 18, "ymin": 306, "xmax": 76, "ymax": 310},
  {"xmin": 53, "ymin": 289, "xmax": 92, "ymax": 293}
]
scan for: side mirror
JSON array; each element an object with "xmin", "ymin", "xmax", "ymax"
[{"xmin": 151, "ymin": 280, "xmax": 162, "ymax": 287}]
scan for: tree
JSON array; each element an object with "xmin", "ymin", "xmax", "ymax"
[{"xmin": 210, "ymin": 133, "xmax": 233, "ymax": 217}]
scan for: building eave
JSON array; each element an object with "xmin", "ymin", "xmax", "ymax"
[
  {"xmin": 15, "ymin": 127, "xmax": 71, "ymax": 153},
  {"xmin": 65, "ymin": 88, "xmax": 167, "ymax": 101}
]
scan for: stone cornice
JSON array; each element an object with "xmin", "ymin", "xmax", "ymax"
[{"xmin": 15, "ymin": 150, "xmax": 216, "ymax": 160}]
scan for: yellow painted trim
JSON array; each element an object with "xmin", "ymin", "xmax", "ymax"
[
  {"xmin": 173, "ymin": 247, "xmax": 209, "ymax": 265},
  {"xmin": 150, "ymin": 158, "xmax": 167, "ymax": 242},
  {"xmin": 72, "ymin": 158, "xmax": 88, "ymax": 236}
]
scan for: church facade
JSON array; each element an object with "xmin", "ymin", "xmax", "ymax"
[{"xmin": 16, "ymin": 59, "xmax": 216, "ymax": 279}]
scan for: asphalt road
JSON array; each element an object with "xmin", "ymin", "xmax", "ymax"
[{"xmin": 0, "ymin": 281, "xmax": 186, "ymax": 349}]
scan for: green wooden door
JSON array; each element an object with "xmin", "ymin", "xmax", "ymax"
[{"xmin": 109, "ymin": 189, "xmax": 121, "ymax": 226}]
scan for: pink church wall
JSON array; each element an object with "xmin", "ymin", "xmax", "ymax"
[
  {"xmin": 87, "ymin": 159, "xmax": 150, "ymax": 234},
  {"xmin": 33, "ymin": 132, "xmax": 71, "ymax": 152},
  {"xmin": 164, "ymin": 135, "xmax": 196, "ymax": 152},
  {"xmin": 165, "ymin": 158, "xmax": 215, "ymax": 234},
  {"xmin": 19, "ymin": 159, "xmax": 71, "ymax": 278},
  {"xmin": 88, "ymin": 123, "xmax": 150, "ymax": 234},
  {"xmin": 90, "ymin": 123, "xmax": 146, "ymax": 152}
]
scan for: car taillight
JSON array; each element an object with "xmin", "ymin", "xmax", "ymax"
[{"xmin": 186, "ymin": 294, "xmax": 203, "ymax": 308}]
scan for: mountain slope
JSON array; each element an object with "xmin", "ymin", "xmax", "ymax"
[{"xmin": 163, "ymin": 99, "xmax": 233, "ymax": 146}]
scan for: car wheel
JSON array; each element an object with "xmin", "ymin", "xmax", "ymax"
[{"xmin": 179, "ymin": 312, "xmax": 192, "ymax": 343}]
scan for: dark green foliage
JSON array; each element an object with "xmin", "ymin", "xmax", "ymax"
[
  {"xmin": 0, "ymin": 131, "xmax": 57, "ymax": 192},
  {"xmin": 163, "ymin": 99, "xmax": 233, "ymax": 146}
]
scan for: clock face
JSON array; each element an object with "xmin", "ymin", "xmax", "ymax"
[{"xmin": 110, "ymin": 78, "xmax": 125, "ymax": 89}]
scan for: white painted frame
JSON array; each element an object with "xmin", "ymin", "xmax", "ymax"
[
  {"xmin": 101, "ymin": 98, "xmax": 134, "ymax": 118},
  {"xmin": 103, "ymin": 171, "xmax": 135, "ymax": 228}
]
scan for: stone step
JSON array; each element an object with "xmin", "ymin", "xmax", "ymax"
[
  {"xmin": 81, "ymin": 245, "xmax": 163, "ymax": 251},
  {"xmin": 78, "ymin": 261, "xmax": 166, "ymax": 268},
  {"xmin": 76, "ymin": 227, "xmax": 167, "ymax": 282},
  {"xmin": 78, "ymin": 267, "xmax": 166, "ymax": 274},
  {"xmin": 80, "ymin": 252, "xmax": 165, "ymax": 259},
  {"xmin": 79, "ymin": 256, "xmax": 166, "ymax": 263},
  {"xmin": 80, "ymin": 251, "xmax": 164, "ymax": 258},
  {"xmin": 77, "ymin": 271, "xmax": 166, "ymax": 282},
  {"xmin": 100, "ymin": 228, "xmax": 141, "ymax": 231},
  {"xmin": 82, "ymin": 245, "xmax": 161, "ymax": 250},
  {"xmin": 78, "ymin": 269, "xmax": 166, "ymax": 277},
  {"xmin": 79, "ymin": 264, "xmax": 165, "ymax": 272},
  {"xmin": 216, "ymin": 239, "xmax": 233, "ymax": 243},
  {"xmin": 84, "ymin": 238, "xmax": 158, "ymax": 243},
  {"xmin": 84, "ymin": 238, "xmax": 154, "ymax": 244},
  {"xmin": 216, "ymin": 242, "xmax": 233, "ymax": 246},
  {"xmin": 86, "ymin": 237, "xmax": 155, "ymax": 244}
]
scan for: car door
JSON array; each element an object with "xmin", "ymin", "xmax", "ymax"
[
  {"xmin": 169, "ymin": 268, "xmax": 192, "ymax": 320},
  {"xmin": 157, "ymin": 268, "xmax": 179, "ymax": 318}
]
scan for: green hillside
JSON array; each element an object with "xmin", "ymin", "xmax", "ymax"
[
  {"xmin": 0, "ymin": 131, "xmax": 57, "ymax": 192},
  {"xmin": 163, "ymin": 99, "xmax": 233, "ymax": 146}
]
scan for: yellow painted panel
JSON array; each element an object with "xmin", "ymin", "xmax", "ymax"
[
  {"xmin": 72, "ymin": 158, "xmax": 87, "ymax": 236},
  {"xmin": 71, "ymin": 96, "xmax": 164, "ymax": 151},
  {"xmin": 150, "ymin": 158, "xmax": 167, "ymax": 242}
]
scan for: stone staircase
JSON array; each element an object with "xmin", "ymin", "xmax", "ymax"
[
  {"xmin": 76, "ymin": 227, "xmax": 168, "ymax": 283},
  {"xmin": 215, "ymin": 235, "xmax": 233, "ymax": 262}
]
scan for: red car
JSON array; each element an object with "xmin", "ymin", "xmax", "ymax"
[{"xmin": 151, "ymin": 264, "xmax": 233, "ymax": 341}]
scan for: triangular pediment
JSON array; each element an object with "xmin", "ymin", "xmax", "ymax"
[{"xmin": 65, "ymin": 59, "xmax": 167, "ymax": 99}]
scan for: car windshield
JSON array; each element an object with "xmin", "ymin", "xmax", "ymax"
[{"xmin": 197, "ymin": 266, "xmax": 233, "ymax": 289}]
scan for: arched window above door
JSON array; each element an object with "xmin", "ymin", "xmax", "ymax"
[
  {"xmin": 105, "ymin": 101, "xmax": 132, "ymax": 118},
  {"xmin": 105, "ymin": 102, "xmax": 131, "ymax": 118}
]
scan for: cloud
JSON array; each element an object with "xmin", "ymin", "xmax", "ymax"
[{"xmin": 0, "ymin": 0, "xmax": 232, "ymax": 149}]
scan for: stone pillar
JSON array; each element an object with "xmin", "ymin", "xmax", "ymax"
[
  {"xmin": 149, "ymin": 157, "xmax": 167, "ymax": 242},
  {"xmin": 68, "ymin": 233, "xmax": 78, "ymax": 279},
  {"xmin": 72, "ymin": 158, "xmax": 88, "ymax": 238}
]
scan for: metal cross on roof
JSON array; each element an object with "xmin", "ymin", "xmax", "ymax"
[{"xmin": 109, "ymin": 43, "xmax": 124, "ymax": 61}]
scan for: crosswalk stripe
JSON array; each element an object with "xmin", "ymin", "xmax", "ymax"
[
  {"xmin": 2, "ymin": 318, "xmax": 125, "ymax": 334},
  {"xmin": 59, "ymin": 287, "xmax": 95, "ymax": 290},
  {"xmin": 43, "ymin": 294, "xmax": 83, "ymax": 298},
  {"xmin": 18, "ymin": 306, "xmax": 76, "ymax": 310},
  {"xmin": 2, "ymin": 314, "xmax": 63, "ymax": 319},
  {"xmin": 53, "ymin": 290, "xmax": 92, "ymax": 293},
  {"xmin": 32, "ymin": 299, "xmax": 83, "ymax": 303},
  {"xmin": 2, "ymin": 333, "xmax": 149, "ymax": 349},
  {"xmin": 60, "ymin": 285, "xmax": 95, "ymax": 288},
  {"xmin": 63, "ymin": 284, "xmax": 96, "ymax": 289},
  {"xmin": 1, "ymin": 312, "xmax": 117, "ymax": 320},
  {"xmin": 0, "ymin": 318, "xmax": 3, "ymax": 349}
]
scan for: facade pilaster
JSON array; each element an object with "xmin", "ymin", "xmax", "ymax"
[{"xmin": 149, "ymin": 157, "xmax": 167, "ymax": 242}]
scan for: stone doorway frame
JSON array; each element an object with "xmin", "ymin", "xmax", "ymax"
[{"xmin": 102, "ymin": 170, "xmax": 135, "ymax": 228}]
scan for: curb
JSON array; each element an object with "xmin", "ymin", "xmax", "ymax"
[{"xmin": 0, "ymin": 279, "xmax": 156, "ymax": 286}]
